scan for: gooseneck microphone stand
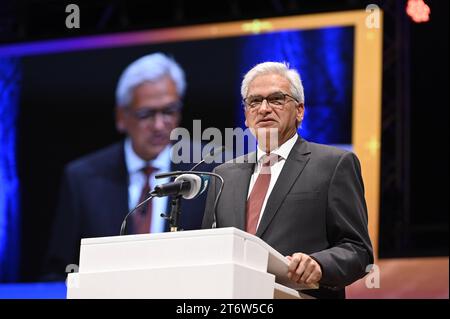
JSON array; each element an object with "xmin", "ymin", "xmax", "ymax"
[
  {"xmin": 119, "ymin": 194, "xmax": 154, "ymax": 236},
  {"xmin": 160, "ymin": 195, "xmax": 182, "ymax": 232}
]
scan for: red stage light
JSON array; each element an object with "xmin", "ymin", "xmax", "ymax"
[{"xmin": 406, "ymin": 0, "xmax": 431, "ymax": 23}]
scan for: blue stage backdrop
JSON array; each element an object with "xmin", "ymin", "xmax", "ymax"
[
  {"xmin": 236, "ymin": 26, "xmax": 354, "ymax": 146},
  {"xmin": 0, "ymin": 57, "xmax": 21, "ymax": 282}
]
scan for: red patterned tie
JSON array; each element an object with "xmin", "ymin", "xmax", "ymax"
[
  {"xmin": 245, "ymin": 154, "xmax": 279, "ymax": 235},
  {"xmin": 132, "ymin": 166, "xmax": 156, "ymax": 234}
]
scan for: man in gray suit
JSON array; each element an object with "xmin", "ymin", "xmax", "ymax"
[{"xmin": 202, "ymin": 62, "xmax": 373, "ymax": 299}]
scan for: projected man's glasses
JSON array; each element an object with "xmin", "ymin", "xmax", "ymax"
[
  {"xmin": 244, "ymin": 92, "xmax": 299, "ymax": 111},
  {"xmin": 126, "ymin": 101, "xmax": 182, "ymax": 122}
]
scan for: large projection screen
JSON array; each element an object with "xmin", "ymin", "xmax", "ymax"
[{"xmin": 0, "ymin": 10, "xmax": 382, "ymax": 261}]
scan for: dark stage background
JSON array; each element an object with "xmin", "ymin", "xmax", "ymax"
[{"xmin": 0, "ymin": 0, "xmax": 448, "ymax": 284}]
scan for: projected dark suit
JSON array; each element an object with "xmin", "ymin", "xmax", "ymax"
[{"xmin": 43, "ymin": 141, "xmax": 210, "ymax": 281}]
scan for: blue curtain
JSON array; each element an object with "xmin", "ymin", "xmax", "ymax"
[{"xmin": 0, "ymin": 57, "xmax": 21, "ymax": 282}]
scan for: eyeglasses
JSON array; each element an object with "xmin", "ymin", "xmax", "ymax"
[
  {"xmin": 243, "ymin": 92, "xmax": 299, "ymax": 111},
  {"xmin": 126, "ymin": 101, "xmax": 182, "ymax": 122}
]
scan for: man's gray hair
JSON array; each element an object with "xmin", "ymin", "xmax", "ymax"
[
  {"xmin": 115, "ymin": 53, "xmax": 186, "ymax": 107},
  {"xmin": 241, "ymin": 62, "xmax": 304, "ymax": 104}
]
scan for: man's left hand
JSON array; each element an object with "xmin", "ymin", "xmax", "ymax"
[{"xmin": 287, "ymin": 253, "xmax": 322, "ymax": 285}]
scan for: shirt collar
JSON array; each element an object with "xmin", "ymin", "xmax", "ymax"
[
  {"xmin": 124, "ymin": 138, "xmax": 171, "ymax": 174},
  {"xmin": 256, "ymin": 133, "xmax": 299, "ymax": 163}
]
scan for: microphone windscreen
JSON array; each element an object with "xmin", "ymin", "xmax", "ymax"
[{"xmin": 175, "ymin": 174, "xmax": 202, "ymax": 199}]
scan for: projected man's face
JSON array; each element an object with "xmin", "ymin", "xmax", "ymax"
[{"xmin": 116, "ymin": 76, "xmax": 181, "ymax": 161}]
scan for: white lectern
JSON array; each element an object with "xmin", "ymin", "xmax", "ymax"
[{"xmin": 67, "ymin": 227, "xmax": 316, "ymax": 299}]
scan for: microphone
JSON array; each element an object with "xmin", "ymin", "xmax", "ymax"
[
  {"xmin": 155, "ymin": 146, "xmax": 225, "ymax": 228},
  {"xmin": 155, "ymin": 170, "xmax": 223, "ymax": 229},
  {"xmin": 119, "ymin": 146, "xmax": 225, "ymax": 235},
  {"xmin": 151, "ymin": 146, "xmax": 224, "ymax": 199},
  {"xmin": 174, "ymin": 173, "xmax": 210, "ymax": 199},
  {"xmin": 150, "ymin": 173, "xmax": 210, "ymax": 199}
]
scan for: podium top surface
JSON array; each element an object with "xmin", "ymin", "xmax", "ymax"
[{"xmin": 82, "ymin": 227, "xmax": 260, "ymax": 245}]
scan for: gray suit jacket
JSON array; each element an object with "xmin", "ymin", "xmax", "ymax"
[{"xmin": 202, "ymin": 136, "xmax": 373, "ymax": 299}]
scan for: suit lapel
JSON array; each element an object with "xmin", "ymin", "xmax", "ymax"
[
  {"xmin": 232, "ymin": 153, "xmax": 256, "ymax": 230},
  {"xmin": 255, "ymin": 138, "xmax": 311, "ymax": 237}
]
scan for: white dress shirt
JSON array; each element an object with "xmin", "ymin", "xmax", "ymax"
[
  {"xmin": 124, "ymin": 138, "xmax": 171, "ymax": 233},
  {"xmin": 247, "ymin": 134, "xmax": 299, "ymax": 230}
]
